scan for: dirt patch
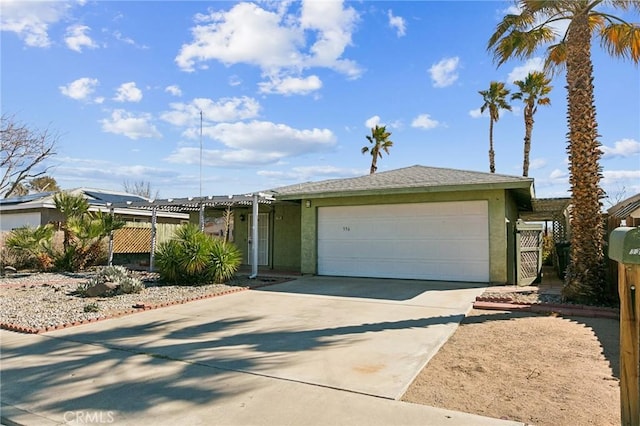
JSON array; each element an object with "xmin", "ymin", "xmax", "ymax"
[{"xmin": 402, "ymin": 309, "xmax": 620, "ymax": 426}]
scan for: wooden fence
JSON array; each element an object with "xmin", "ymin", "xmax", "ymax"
[{"xmin": 113, "ymin": 222, "xmax": 180, "ymax": 254}]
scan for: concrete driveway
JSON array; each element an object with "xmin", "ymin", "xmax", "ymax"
[{"xmin": 1, "ymin": 276, "xmax": 524, "ymax": 426}]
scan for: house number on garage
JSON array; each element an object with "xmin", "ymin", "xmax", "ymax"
[{"xmin": 343, "ymin": 226, "xmax": 351, "ymax": 232}]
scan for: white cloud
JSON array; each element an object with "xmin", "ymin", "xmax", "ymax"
[
  {"xmin": 468, "ymin": 108, "xmax": 487, "ymax": 119},
  {"xmin": 411, "ymin": 114, "xmax": 439, "ymax": 130},
  {"xmin": 259, "ymin": 75, "xmax": 322, "ymax": 95},
  {"xmin": 166, "ymin": 120, "xmax": 336, "ymax": 167},
  {"xmin": 600, "ymin": 138, "xmax": 640, "ymax": 158},
  {"xmin": 258, "ymin": 165, "xmax": 363, "ymax": 181},
  {"xmin": 429, "ymin": 57, "xmax": 459, "ymax": 88},
  {"xmin": 161, "ymin": 96, "xmax": 261, "ymax": 127},
  {"xmin": 549, "ymin": 168, "xmax": 567, "ymax": 180},
  {"xmin": 165, "ymin": 85, "xmax": 183, "ymax": 97},
  {"xmin": 228, "ymin": 75, "xmax": 242, "ymax": 87},
  {"xmin": 175, "ymin": 1, "xmax": 361, "ymax": 81},
  {"xmin": 59, "ymin": 77, "xmax": 99, "ymax": 101},
  {"xmin": 507, "ymin": 57, "xmax": 544, "ymax": 83},
  {"xmin": 0, "ymin": 0, "xmax": 72, "ymax": 47},
  {"xmin": 365, "ymin": 115, "xmax": 381, "ymax": 128},
  {"xmin": 113, "ymin": 30, "xmax": 148, "ymax": 49},
  {"xmin": 530, "ymin": 158, "xmax": 547, "ymax": 170},
  {"xmin": 603, "ymin": 170, "xmax": 640, "ymax": 181},
  {"xmin": 100, "ymin": 109, "xmax": 161, "ymax": 140},
  {"xmin": 387, "ymin": 10, "xmax": 406, "ymax": 37},
  {"xmin": 64, "ymin": 24, "xmax": 97, "ymax": 52},
  {"xmin": 113, "ymin": 82, "xmax": 143, "ymax": 102}
]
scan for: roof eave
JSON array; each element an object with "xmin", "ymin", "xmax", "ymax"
[{"xmin": 275, "ymin": 180, "xmax": 534, "ymax": 201}]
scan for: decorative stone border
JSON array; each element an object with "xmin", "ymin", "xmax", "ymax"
[
  {"xmin": 0, "ymin": 286, "xmax": 261, "ymax": 335},
  {"xmin": 474, "ymin": 296, "xmax": 619, "ymax": 319}
]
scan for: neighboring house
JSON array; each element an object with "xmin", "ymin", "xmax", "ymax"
[
  {"xmin": 608, "ymin": 193, "xmax": 640, "ymax": 228},
  {"xmin": 230, "ymin": 165, "xmax": 535, "ymax": 285},
  {"xmin": 0, "ymin": 188, "xmax": 189, "ymax": 231}
]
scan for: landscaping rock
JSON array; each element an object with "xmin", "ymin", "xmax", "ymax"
[{"xmin": 85, "ymin": 281, "xmax": 119, "ymax": 297}]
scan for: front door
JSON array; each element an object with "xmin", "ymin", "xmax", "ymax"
[{"xmin": 248, "ymin": 213, "xmax": 269, "ymax": 265}]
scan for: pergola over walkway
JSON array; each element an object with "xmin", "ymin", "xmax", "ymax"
[
  {"xmin": 519, "ymin": 197, "xmax": 571, "ymax": 243},
  {"xmin": 109, "ymin": 193, "xmax": 276, "ymax": 278}
]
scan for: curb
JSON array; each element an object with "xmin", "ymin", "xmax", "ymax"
[
  {"xmin": 473, "ymin": 298, "xmax": 619, "ymax": 319},
  {"xmin": 0, "ymin": 286, "xmax": 249, "ymax": 335}
]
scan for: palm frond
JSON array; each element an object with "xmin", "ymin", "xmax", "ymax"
[{"xmin": 600, "ymin": 23, "xmax": 640, "ymax": 62}]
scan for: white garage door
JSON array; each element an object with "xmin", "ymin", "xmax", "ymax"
[{"xmin": 317, "ymin": 201, "xmax": 489, "ymax": 282}]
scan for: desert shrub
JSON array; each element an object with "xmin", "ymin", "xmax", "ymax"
[
  {"xmin": 83, "ymin": 265, "xmax": 144, "ymax": 296},
  {"xmin": 84, "ymin": 302, "xmax": 100, "ymax": 313},
  {"xmin": 155, "ymin": 223, "xmax": 241, "ymax": 285},
  {"xmin": 4, "ymin": 225, "xmax": 55, "ymax": 271},
  {"xmin": 208, "ymin": 238, "xmax": 242, "ymax": 284}
]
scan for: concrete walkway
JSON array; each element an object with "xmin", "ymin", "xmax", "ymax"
[{"xmin": 1, "ymin": 276, "xmax": 525, "ymax": 425}]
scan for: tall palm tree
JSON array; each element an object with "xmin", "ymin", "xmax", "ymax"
[
  {"xmin": 362, "ymin": 125, "xmax": 394, "ymax": 174},
  {"xmin": 479, "ymin": 81, "xmax": 512, "ymax": 173},
  {"xmin": 488, "ymin": 0, "xmax": 640, "ymax": 303},
  {"xmin": 511, "ymin": 71, "xmax": 552, "ymax": 177}
]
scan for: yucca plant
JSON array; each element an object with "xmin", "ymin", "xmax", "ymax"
[
  {"xmin": 155, "ymin": 223, "xmax": 241, "ymax": 285},
  {"xmin": 208, "ymin": 238, "xmax": 242, "ymax": 284}
]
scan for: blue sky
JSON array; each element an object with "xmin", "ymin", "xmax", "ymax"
[{"xmin": 2, "ymin": 0, "xmax": 639, "ymax": 204}]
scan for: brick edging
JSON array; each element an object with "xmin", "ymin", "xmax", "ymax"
[
  {"xmin": 0, "ymin": 286, "xmax": 249, "ymax": 335},
  {"xmin": 473, "ymin": 298, "xmax": 619, "ymax": 320}
]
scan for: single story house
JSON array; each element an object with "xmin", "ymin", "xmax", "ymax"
[
  {"xmin": 0, "ymin": 188, "xmax": 189, "ymax": 231},
  {"xmin": 230, "ymin": 165, "xmax": 534, "ymax": 285}
]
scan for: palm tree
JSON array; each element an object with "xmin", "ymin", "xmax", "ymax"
[
  {"xmin": 511, "ymin": 71, "xmax": 552, "ymax": 177},
  {"xmin": 488, "ymin": 1, "xmax": 640, "ymax": 303},
  {"xmin": 53, "ymin": 191, "xmax": 89, "ymax": 251},
  {"xmin": 362, "ymin": 125, "xmax": 393, "ymax": 174},
  {"xmin": 479, "ymin": 81, "xmax": 512, "ymax": 173}
]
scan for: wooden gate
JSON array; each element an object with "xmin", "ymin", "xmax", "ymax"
[{"xmin": 516, "ymin": 220, "xmax": 544, "ymax": 286}]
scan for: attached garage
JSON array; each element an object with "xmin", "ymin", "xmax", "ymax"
[
  {"xmin": 270, "ymin": 165, "xmax": 534, "ymax": 285},
  {"xmin": 317, "ymin": 201, "xmax": 489, "ymax": 282}
]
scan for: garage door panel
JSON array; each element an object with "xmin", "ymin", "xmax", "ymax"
[{"xmin": 317, "ymin": 202, "xmax": 489, "ymax": 282}]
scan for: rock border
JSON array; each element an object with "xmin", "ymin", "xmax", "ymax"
[
  {"xmin": 1, "ymin": 278, "xmax": 287, "ymax": 335},
  {"xmin": 474, "ymin": 296, "xmax": 619, "ymax": 319}
]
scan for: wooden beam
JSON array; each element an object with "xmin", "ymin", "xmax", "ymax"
[{"xmin": 620, "ymin": 262, "xmax": 640, "ymax": 426}]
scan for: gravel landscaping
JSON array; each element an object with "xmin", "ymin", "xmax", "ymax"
[{"xmin": 0, "ymin": 271, "xmax": 285, "ymax": 332}]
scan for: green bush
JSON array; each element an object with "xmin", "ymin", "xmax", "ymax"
[
  {"xmin": 4, "ymin": 225, "xmax": 54, "ymax": 271},
  {"xmin": 155, "ymin": 223, "xmax": 241, "ymax": 285}
]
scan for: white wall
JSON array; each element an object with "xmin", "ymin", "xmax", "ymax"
[{"xmin": 0, "ymin": 212, "xmax": 42, "ymax": 231}]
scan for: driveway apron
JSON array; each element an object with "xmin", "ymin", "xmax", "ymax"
[{"xmin": 1, "ymin": 276, "xmax": 510, "ymax": 425}]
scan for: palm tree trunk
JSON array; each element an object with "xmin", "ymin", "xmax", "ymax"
[
  {"xmin": 488, "ymin": 119, "xmax": 496, "ymax": 173},
  {"xmin": 562, "ymin": 10, "xmax": 607, "ymax": 303},
  {"xmin": 522, "ymin": 106, "xmax": 533, "ymax": 177},
  {"xmin": 370, "ymin": 146, "xmax": 379, "ymax": 174}
]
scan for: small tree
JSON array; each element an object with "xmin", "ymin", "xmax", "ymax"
[
  {"xmin": 52, "ymin": 191, "xmax": 124, "ymax": 271},
  {"xmin": 123, "ymin": 180, "xmax": 159, "ymax": 199},
  {"xmin": 362, "ymin": 125, "xmax": 394, "ymax": 174},
  {"xmin": 1, "ymin": 114, "xmax": 58, "ymax": 198},
  {"xmin": 28, "ymin": 176, "xmax": 59, "ymax": 193}
]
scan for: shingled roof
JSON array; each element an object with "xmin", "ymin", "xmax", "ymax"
[{"xmin": 269, "ymin": 165, "xmax": 534, "ymax": 199}]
